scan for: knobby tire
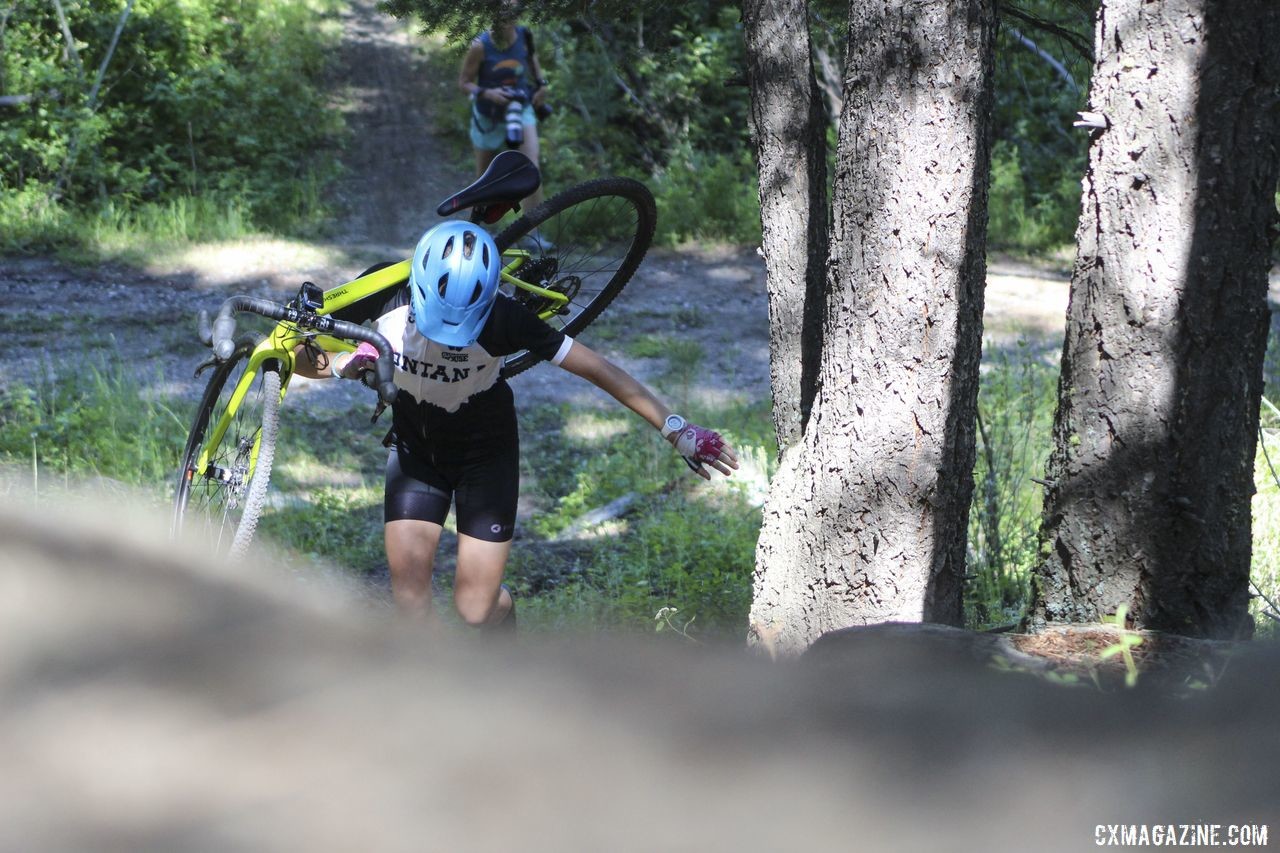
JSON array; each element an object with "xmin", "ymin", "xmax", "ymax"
[
  {"xmin": 495, "ymin": 177, "xmax": 656, "ymax": 378},
  {"xmin": 172, "ymin": 347, "xmax": 282, "ymax": 558}
]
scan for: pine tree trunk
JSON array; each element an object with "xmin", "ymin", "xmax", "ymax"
[
  {"xmin": 742, "ymin": 0, "xmax": 829, "ymax": 450},
  {"xmin": 1031, "ymin": 0, "xmax": 1280, "ymax": 639},
  {"xmin": 749, "ymin": 0, "xmax": 996, "ymax": 657}
]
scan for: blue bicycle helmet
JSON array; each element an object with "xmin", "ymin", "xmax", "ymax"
[{"xmin": 410, "ymin": 221, "xmax": 501, "ymax": 347}]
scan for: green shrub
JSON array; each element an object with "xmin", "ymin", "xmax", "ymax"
[
  {"xmin": 649, "ymin": 144, "xmax": 761, "ymax": 246},
  {"xmin": 0, "ymin": 183, "xmax": 77, "ymax": 253},
  {"xmin": 2, "ymin": 0, "xmax": 344, "ymax": 251},
  {"xmin": 987, "ymin": 140, "xmax": 1080, "ymax": 254}
]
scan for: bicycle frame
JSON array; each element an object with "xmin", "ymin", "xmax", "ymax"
[{"xmin": 190, "ymin": 248, "xmax": 563, "ymax": 483}]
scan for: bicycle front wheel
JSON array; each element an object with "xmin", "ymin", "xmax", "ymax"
[
  {"xmin": 495, "ymin": 177, "xmax": 656, "ymax": 378},
  {"xmin": 172, "ymin": 345, "xmax": 283, "ymax": 558}
]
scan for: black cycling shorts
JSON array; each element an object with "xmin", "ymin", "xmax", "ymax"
[{"xmin": 383, "ymin": 426, "xmax": 520, "ymax": 543}]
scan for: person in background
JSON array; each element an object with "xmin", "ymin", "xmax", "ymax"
[{"xmin": 458, "ymin": 5, "xmax": 549, "ymax": 214}]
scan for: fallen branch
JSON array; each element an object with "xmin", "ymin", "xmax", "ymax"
[{"xmin": 551, "ymin": 492, "xmax": 637, "ymax": 542}]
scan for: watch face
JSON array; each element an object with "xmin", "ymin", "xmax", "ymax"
[{"xmin": 665, "ymin": 415, "xmax": 685, "ymax": 434}]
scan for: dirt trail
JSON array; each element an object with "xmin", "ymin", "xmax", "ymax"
[{"xmin": 328, "ymin": 0, "xmax": 472, "ymax": 252}]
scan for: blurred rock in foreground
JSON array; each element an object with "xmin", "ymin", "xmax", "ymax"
[{"xmin": 1, "ymin": 492, "xmax": 1276, "ymax": 852}]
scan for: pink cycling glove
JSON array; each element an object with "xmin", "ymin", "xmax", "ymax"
[
  {"xmin": 332, "ymin": 342, "xmax": 379, "ymax": 379},
  {"xmin": 671, "ymin": 424, "xmax": 729, "ymax": 477}
]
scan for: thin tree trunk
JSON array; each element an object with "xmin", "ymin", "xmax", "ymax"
[
  {"xmin": 1031, "ymin": 0, "xmax": 1280, "ymax": 639},
  {"xmin": 54, "ymin": 0, "xmax": 135, "ymax": 197},
  {"xmin": 749, "ymin": 0, "xmax": 996, "ymax": 657},
  {"xmin": 0, "ymin": 2, "xmax": 17, "ymax": 95},
  {"xmin": 49, "ymin": 0, "xmax": 85, "ymax": 79},
  {"xmin": 86, "ymin": 0, "xmax": 134, "ymax": 109}
]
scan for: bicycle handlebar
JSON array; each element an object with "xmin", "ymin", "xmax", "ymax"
[{"xmin": 210, "ymin": 295, "xmax": 400, "ymax": 405}]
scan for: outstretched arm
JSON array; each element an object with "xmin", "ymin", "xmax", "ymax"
[{"xmin": 557, "ymin": 341, "xmax": 739, "ymax": 479}]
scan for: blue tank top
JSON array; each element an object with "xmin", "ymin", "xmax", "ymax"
[{"xmin": 476, "ymin": 26, "xmax": 531, "ymax": 96}]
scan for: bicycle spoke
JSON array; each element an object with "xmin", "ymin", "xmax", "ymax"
[{"xmin": 173, "ymin": 354, "xmax": 279, "ymax": 557}]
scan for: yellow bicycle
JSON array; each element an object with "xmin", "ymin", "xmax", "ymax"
[{"xmin": 172, "ymin": 152, "xmax": 656, "ymax": 556}]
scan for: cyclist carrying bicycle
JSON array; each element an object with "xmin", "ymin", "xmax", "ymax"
[{"xmin": 297, "ymin": 220, "xmax": 738, "ymax": 630}]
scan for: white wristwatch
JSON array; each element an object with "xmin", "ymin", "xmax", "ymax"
[{"xmin": 662, "ymin": 414, "xmax": 686, "ymax": 439}]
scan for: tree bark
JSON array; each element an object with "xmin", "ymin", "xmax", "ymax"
[
  {"xmin": 1031, "ymin": 0, "xmax": 1280, "ymax": 639},
  {"xmin": 741, "ymin": 0, "xmax": 829, "ymax": 450},
  {"xmin": 749, "ymin": 0, "xmax": 996, "ymax": 657}
]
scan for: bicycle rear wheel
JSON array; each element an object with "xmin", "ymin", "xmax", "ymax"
[
  {"xmin": 172, "ymin": 345, "xmax": 282, "ymax": 558},
  {"xmin": 495, "ymin": 177, "xmax": 656, "ymax": 378}
]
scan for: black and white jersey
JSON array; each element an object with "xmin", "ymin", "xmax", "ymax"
[{"xmin": 333, "ymin": 284, "xmax": 573, "ymax": 414}]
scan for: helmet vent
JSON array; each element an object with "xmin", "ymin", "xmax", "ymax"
[
  {"xmin": 437, "ymin": 274, "xmax": 449, "ymax": 297},
  {"xmin": 469, "ymin": 281, "xmax": 484, "ymax": 305},
  {"xmin": 441, "ymin": 235, "xmax": 455, "ymax": 259},
  {"xmin": 462, "ymin": 231, "xmax": 476, "ymax": 260}
]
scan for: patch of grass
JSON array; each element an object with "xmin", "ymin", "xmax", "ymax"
[
  {"xmin": 621, "ymin": 335, "xmax": 707, "ymax": 403},
  {"xmin": 965, "ymin": 339, "xmax": 1059, "ymax": 629},
  {"xmin": 269, "ymin": 405, "xmax": 390, "ymax": 491},
  {"xmin": 247, "ymin": 402, "xmax": 394, "ymax": 570},
  {"xmin": 0, "ymin": 310, "xmax": 74, "ymax": 338},
  {"xmin": 257, "ymin": 485, "xmax": 387, "ymax": 573},
  {"xmin": 0, "ymin": 187, "xmax": 267, "ymax": 265},
  {"xmin": 0, "ymin": 356, "xmax": 188, "ymax": 501},
  {"xmin": 512, "ymin": 397, "xmax": 773, "ymax": 640},
  {"xmin": 623, "ymin": 334, "xmax": 671, "ymax": 360},
  {"xmin": 671, "ymin": 305, "xmax": 707, "ymax": 329}
]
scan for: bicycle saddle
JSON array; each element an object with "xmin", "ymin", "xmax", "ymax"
[{"xmin": 435, "ymin": 150, "xmax": 542, "ymax": 220}]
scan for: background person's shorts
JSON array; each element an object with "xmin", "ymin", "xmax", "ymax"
[{"xmin": 470, "ymin": 103, "xmax": 537, "ymax": 151}]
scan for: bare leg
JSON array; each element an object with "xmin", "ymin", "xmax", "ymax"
[
  {"xmin": 474, "ymin": 147, "xmax": 498, "ymax": 176},
  {"xmin": 385, "ymin": 519, "xmax": 443, "ymax": 620},
  {"xmin": 453, "ymin": 533, "xmax": 514, "ymax": 627},
  {"xmin": 518, "ymin": 124, "xmax": 544, "ymax": 210}
]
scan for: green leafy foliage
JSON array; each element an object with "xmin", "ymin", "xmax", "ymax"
[
  {"xmin": 531, "ymin": 8, "xmax": 758, "ymax": 244},
  {"xmin": 987, "ymin": 140, "xmax": 1082, "ymax": 253},
  {"xmin": 519, "ymin": 0, "xmax": 1089, "ymax": 249},
  {"xmin": 989, "ymin": 1, "xmax": 1092, "ymax": 251},
  {"xmin": 1, "ymin": 0, "xmax": 344, "ymax": 250}
]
